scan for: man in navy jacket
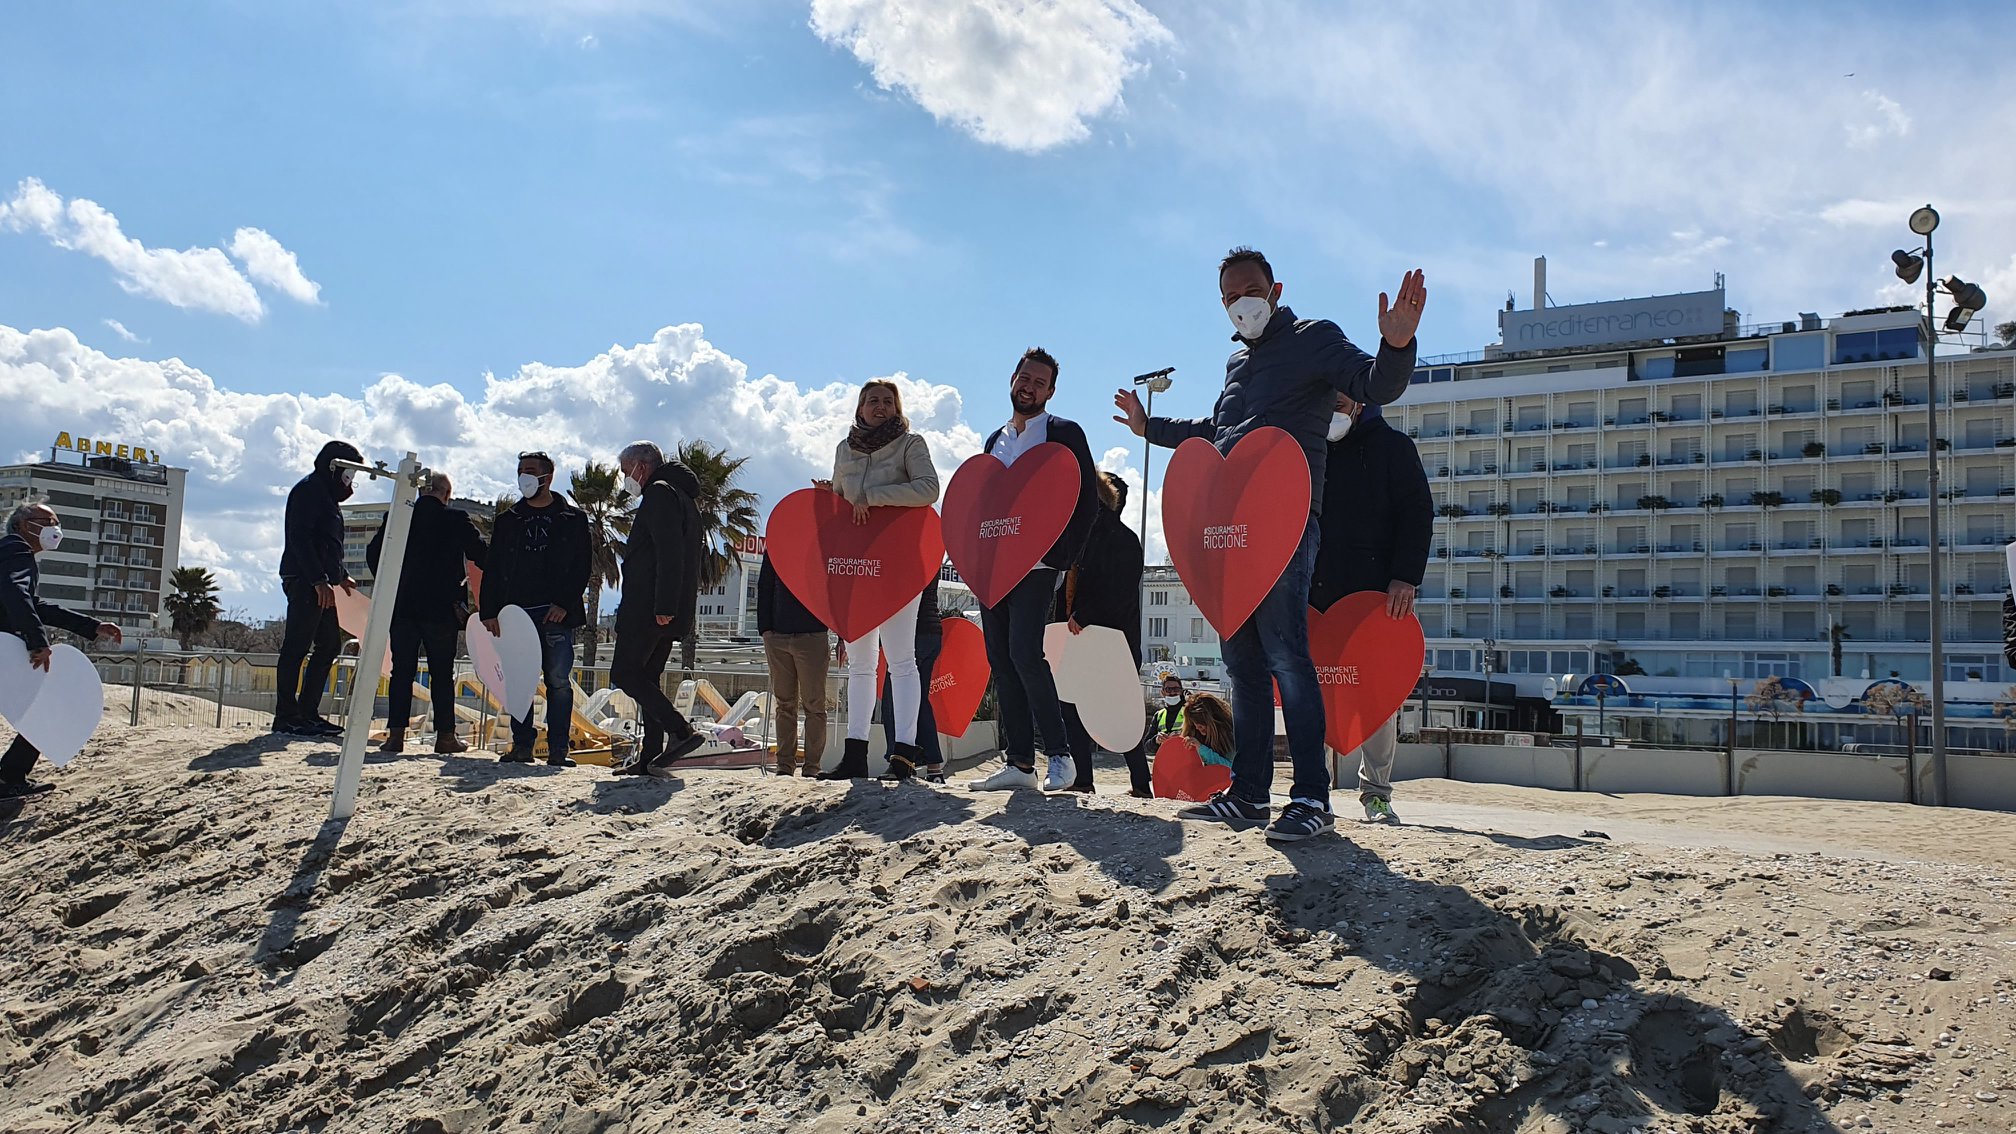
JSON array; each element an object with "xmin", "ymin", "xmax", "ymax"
[
  {"xmin": 1116, "ymin": 248, "xmax": 1426, "ymax": 841},
  {"xmin": 1, "ymin": 502, "xmax": 123, "ymax": 797},
  {"xmin": 273, "ymin": 440, "xmax": 362, "ymax": 737},
  {"xmin": 967, "ymin": 346, "xmax": 1101, "ymax": 793}
]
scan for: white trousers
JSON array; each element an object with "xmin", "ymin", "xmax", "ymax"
[{"xmin": 846, "ymin": 593, "xmax": 921, "ymax": 744}]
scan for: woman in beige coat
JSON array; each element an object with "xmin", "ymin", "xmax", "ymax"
[{"xmin": 813, "ymin": 379, "xmax": 940, "ymax": 780}]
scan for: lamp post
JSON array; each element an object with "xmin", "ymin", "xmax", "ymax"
[
  {"xmin": 1481, "ymin": 638, "xmax": 1497, "ymax": 729},
  {"xmin": 1888, "ymin": 205, "xmax": 1989, "ymax": 807},
  {"xmin": 1132, "ymin": 368, "xmax": 1175, "ymax": 550}
]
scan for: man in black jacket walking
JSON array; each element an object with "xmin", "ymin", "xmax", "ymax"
[
  {"xmin": 273, "ymin": 440, "xmax": 362, "ymax": 737},
  {"xmin": 1057, "ymin": 472, "xmax": 1150, "ymax": 796},
  {"xmin": 757, "ymin": 551, "xmax": 829, "ymax": 777},
  {"xmin": 1115, "ymin": 248, "xmax": 1425, "ymax": 842},
  {"xmin": 1, "ymin": 503, "xmax": 123, "ymax": 798},
  {"xmin": 1308, "ymin": 395, "xmax": 1433, "ymax": 824},
  {"xmin": 611, "ymin": 441, "xmax": 705, "ymax": 773},
  {"xmin": 366, "ymin": 471, "xmax": 487, "ymax": 755},
  {"xmin": 481, "ymin": 452, "xmax": 591, "ymax": 767},
  {"xmin": 969, "ymin": 346, "xmax": 1101, "ymax": 794}
]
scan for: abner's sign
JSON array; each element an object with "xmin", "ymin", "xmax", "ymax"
[{"xmin": 1501, "ymin": 289, "xmax": 1724, "ymax": 350}]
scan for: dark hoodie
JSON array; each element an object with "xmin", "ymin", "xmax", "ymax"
[
  {"xmin": 1308, "ymin": 403, "xmax": 1434, "ymax": 611},
  {"xmin": 1144, "ymin": 304, "xmax": 1415, "ymax": 517},
  {"xmin": 279, "ymin": 440, "xmax": 361, "ymax": 585},
  {"xmin": 618, "ymin": 456, "xmax": 702, "ymax": 637},
  {"xmin": 1055, "ymin": 478, "xmax": 1144, "ymax": 660}
]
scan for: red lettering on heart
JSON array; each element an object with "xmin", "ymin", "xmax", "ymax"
[
  {"xmin": 1150, "ymin": 735, "xmax": 1232, "ymax": 803},
  {"xmin": 941, "ymin": 443, "xmax": 1079, "ymax": 608},
  {"xmin": 1161, "ymin": 427, "xmax": 1310, "ymax": 639},
  {"xmin": 765, "ymin": 487, "xmax": 944, "ymax": 643},
  {"xmin": 1308, "ymin": 592, "xmax": 1425, "ymax": 754}
]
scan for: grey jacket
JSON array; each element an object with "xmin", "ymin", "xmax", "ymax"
[
  {"xmin": 1145, "ymin": 305, "xmax": 1416, "ymax": 516},
  {"xmin": 831, "ymin": 432, "xmax": 940, "ymax": 510}
]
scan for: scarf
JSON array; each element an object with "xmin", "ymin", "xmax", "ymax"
[{"xmin": 847, "ymin": 415, "xmax": 908, "ymax": 454}]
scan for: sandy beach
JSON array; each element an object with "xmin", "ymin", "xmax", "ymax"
[{"xmin": 2, "ymin": 720, "xmax": 2012, "ymax": 1134}]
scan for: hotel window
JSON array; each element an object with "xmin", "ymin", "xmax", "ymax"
[
  {"xmin": 1832, "ymin": 328, "xmax": 1918, "ymax": 365},
  {"xmin": 1148, "ymin": 617, "xmax": 1169, "ymax": 638},
  {"xmin": 1189, "ymin": 618, "xmax": 1204, "ymax": 640}
]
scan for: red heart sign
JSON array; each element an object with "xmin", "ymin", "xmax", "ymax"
[
  {"xmin": 1308, "ymin": 592, "xmax": 1426, "ymax": 754},
  {"xmin": 1150, "ymin": 735, "xmax": 1232, "ymax": 803},
  {"xmin": 941, "ymin": 444, "xmax": 1080, "ymax": 608},
  {"xmin": 766, "ymin": 488, "xmax": 945, "ymax": 643},
  {"xmin": 1161, "ymin": 427, "xmax": 1311, "ymax": 639},
  {"xmin": 929, "ymin": 616, "xmax": 990, "ymax": 738},
  {"xmin": 874, "ymin": 616, "xmax": 992, "ymax": 738}
]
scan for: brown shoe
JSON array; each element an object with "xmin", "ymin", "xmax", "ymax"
[
  {"xmin": 773, "ymin": 754, "xmax": 797, "ymax": 777},
  {"xmin": 434, "ymin": 732, "xmax": 469, "ymax": 754},
  {"xmin": 379, "ymin": 730, "xmax": 405, "ymax": 754}
]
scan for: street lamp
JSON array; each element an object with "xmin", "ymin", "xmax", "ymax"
[
  {"xmin": 1481, "ymin": 638, "xmax": 1497, "ymax": 729},
  {"xmin": 1132, "ymin": 367, "xmax": 1175, "ymax": 549},
  {"xmin": 1886, "ymin": 204, "xmax": 1987, "ymax": 807},
  {"xmin": 1724, "ymin": 669, "xmax": 1740, "ymax": 796}
]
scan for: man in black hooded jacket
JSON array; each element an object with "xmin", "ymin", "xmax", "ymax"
[
  {"xmin": 273, "ymin": 440, "xmax": 362, "ymax": 736},
  {"xmin": 610, "ymin": 441, "xmax": 706, "ymax": 773},
  {"xmin": 1308, "ymin": 394, "xmax": 1433, "ymax": 825}
]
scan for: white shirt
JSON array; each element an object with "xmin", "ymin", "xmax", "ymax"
[{"xmin": 991, "ymin": 412, "xmax": 1050, "ymax": 468}]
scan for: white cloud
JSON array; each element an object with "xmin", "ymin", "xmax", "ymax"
[
  {"xmin": 808, "ymin": 0, "xmax": 1170, "ymax": 152},
  {"xmin": 228, "ymin": 227, "xmax": 324, "ymax": 306},
  {"xmin": 1845, "ymin": 89, "xmax": 1911, "ymax": 148},
  {"xmin": 0, "ymin": 179, "xmax": 322, "ymax": 322},
  {"xmin": 101, "ymin": 318, "xmax": 143, "ymax": 344},
  {"xmin": 0, "ymin": 321, "xmax": 986, "ymax": 609}
]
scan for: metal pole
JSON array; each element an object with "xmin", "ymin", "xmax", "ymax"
[
  {"xmin": 130, "ymin": 649, "xmax": 143, "ymax": 726},
  {"xmin": 330, "ymin": 453, "xmax": 423, "ymax": 822},
  {"xmin": 1726, "ymin": 679, "xmax": 1738, "ymax": 796},
  {"xmin": 1923, "ymin": 232, "xmax": 1948, "ymax": 807},
  {"xmin": 1139, "ymin": 384, "xmax": 1154, "ymax": 552},
  {"xmin": 214, "ymin": 658, "xmax": 226, "ymax": 728}
]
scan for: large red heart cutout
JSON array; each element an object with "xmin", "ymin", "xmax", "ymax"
[
  {"xmin": 1161, "ymin": 427, "xmax": 1310, "ymax": 639},
  {"xmin": 941, "ymin": 444, "xmax": 1079, "ymax": 608},
  {"xmin": 765, "ymin": 488, "xmax": 945, "ymax": 643},
  {"xmin": 1150, "ymin": 735, "xmax": 1232, "ymax": 803},
  {"xmin": 1308, "ymin": 592, "xmax": 1426, "ymax": 754},
  {"xmin": 875, "ymin": 616, "xmax": 992, "ymax": 738}
]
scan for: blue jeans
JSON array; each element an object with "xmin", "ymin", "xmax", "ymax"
[
  {"xmin": 1221, "ymin": 516, "xmax": 1326, "ymax": 806},
  {"xmin": 510, "ymin": 626, "xmax": 576, "ymax": 758},
  {"xmin": 981, "ymin": 567, "xmax": 1074, "ymax": 770}
]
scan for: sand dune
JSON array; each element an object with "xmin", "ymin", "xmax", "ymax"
[{"xmin": 1, "ymin": 722, "xmax": 2012, "ymax": 1133}]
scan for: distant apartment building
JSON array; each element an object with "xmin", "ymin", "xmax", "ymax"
[{"xmin": 0, "ymin": 435, "xmax": 187, "ymax": 631}]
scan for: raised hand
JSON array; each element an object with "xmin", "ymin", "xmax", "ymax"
[
  {"xmin": 1377, "ymin": 269, "xmax": 1428, "ymax": 349},
  {"xmin": 1112, "ymin": 389, "xmax": 1147, "ymax": 437}
]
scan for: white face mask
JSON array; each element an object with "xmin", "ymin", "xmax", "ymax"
[
  {"xmin": 338, "ymin": 469, "xmax": 356, "ymax": 489},
  {"xmin": 1327, "ymin": 412, "xmax": 1354, "ymax": 442},
  {"xmin": 1227, "ymin": 295, "xmax": 1273, "ymax": 340},
  {"xmin": 1162, "ymin": 695, "xmax": 1183, "ymax": 707},
  {"xmin": 518, "ymin": 473, "xmax": 544, "ymax": 498},
  {"xmin": 38, "ymin": 524, "xmax": 64, "ymax": 551},
  {"xmin": 622, "ymin": 474, "xmax": 643, "ymax": 497}
]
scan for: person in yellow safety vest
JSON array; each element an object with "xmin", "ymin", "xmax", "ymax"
[{"xmin": 1152, "ymin": 673, "xmax": 1187, "ymax": 739}]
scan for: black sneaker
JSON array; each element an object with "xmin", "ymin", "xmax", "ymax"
[
  {"xmin": 648, "ymin": 732, "xmax": 706, "ymax": 769},
  {"xmin": 499, "ymin": 747, "xmax": 536, "ymax": 764},
  {"xmin": 302, "ymin": 717, "xmax": 344, "ymax": 737},
  {"xmin": 1265, "ymin": 800, "xmax": 1336, "ymax": 843},
  {"xmin": 545, "ymin": 753, "xmax": 578, "ymax": 768},
  {"xmin": 611, "ymin": 760, "xmax": 653, "ymax": 776},
  {"xmin": 1177, "ymin": 790, "xmax": 1270, "ymax": 826}
]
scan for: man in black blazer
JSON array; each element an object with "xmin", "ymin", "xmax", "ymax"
[
  {"xmin": 1, "ymin": 502, "xmax": 123, "ymax": 797},
  {"xmin": 967, "ymin": 346, "xmax": 1100, "ymax": 793}
]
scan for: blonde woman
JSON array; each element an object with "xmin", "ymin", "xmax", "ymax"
[{"xmin": 812, "ymin": 379, "xmax": 940, "ymax": 780}]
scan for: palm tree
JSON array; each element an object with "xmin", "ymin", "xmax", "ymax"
[
  {"xmin": 164, "ymin": 566, "xmax": 222, "ymax": 649},
  {"xmin": 468, "ymin": 492, "xmax": 515, "ymax": 544},
  {"xmin": 675, "ymin": 440, "xmax": 761, "ymax": 674},
  {"xmin": 570, "ymin": 462, "xmax": 632, "ymax": 668}
]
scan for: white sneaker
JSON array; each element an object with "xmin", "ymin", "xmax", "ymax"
[
  {"xmin": 968, "ymin": 762, "xmax": 1041, "ymax": 791},
  {"xmin": 1042, "ymin": 755, "xmax": 1077, "ymax": 792}
]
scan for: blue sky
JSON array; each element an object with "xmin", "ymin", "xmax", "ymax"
[{"xmin": 4, "ymin": 1, "xmax": 2014, "ymax": 614}]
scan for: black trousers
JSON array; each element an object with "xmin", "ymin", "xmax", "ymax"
[
  {"xmin": 1063, "ymin": 705, "xmax": 1151, "ymax": 793},
  {"xmin": 2, "ymin": 734, "xmax": 40, "ymax": 783},
  {"xmin": 880, "ymin": 629, "xmax": 943, "ymax": 766},
  {"xmin": 610, "ymin": 616, "xmax": 694, "ymax": 761},
  {"xmin": 274, "ymin": 577, "xmax": 341, "ymax": 722},
  {"xmin": 386, "ymin": 615, "xmax": 460, "ymax": 733}
]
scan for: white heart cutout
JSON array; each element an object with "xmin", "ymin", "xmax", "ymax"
[
  {"xmin": 1043, "ymin": 622, "xmax": 1146, "ymax": 754},
  {"xmin": 0, "ymin": 641, "xmax": 106, "ymax": 768},
  {"xmin": 330, "ymin": 584, "xmax": 392, "ymax": 677},
  {"xmin": 465, "ymin": 605, "xmax": 541, "ymax": 721}
]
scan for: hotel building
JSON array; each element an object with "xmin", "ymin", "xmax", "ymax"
[{"xmin": 0, "ymin": 437, "xmax": 188, "ymax": 631}]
